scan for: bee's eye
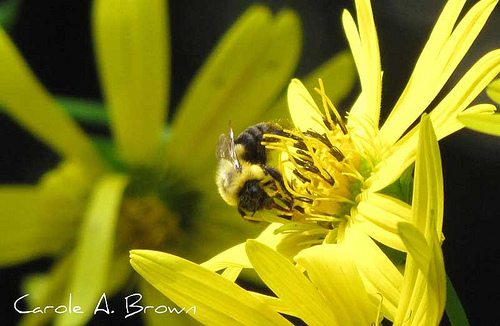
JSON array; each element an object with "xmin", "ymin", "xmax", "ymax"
[{"xmin": 247, "ymin": 183, "xmax": 261, "ymax": 196}]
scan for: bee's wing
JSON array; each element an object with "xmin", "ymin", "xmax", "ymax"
[{"xmin": 216, "ymin": 129, "xmax": 242, "ymax": 172}]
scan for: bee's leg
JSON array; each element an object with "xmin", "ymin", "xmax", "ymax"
[
  {"xmin": 263, "ymin": 166, "xmax": 283, "ymax": 183},
  {"xmin": 238, "ymin": 207, "xmax": 247, "ymax": 217}
]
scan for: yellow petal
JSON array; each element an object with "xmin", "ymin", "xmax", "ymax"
[
  {"xmin": 0, "ymin": 28, "xmax": 103, "ymax": 168},
  {"xmin": 343, "ymin": 226, "xmax": 402, "ymax": 320},
  {"xmin": 381, "ymin": 0, "xmax": 497, "ymax": 146},
  {"xmin": 0, "ymin": 186, "xmax": 75, "ymax": 265},
  {"xmin": 412, "ymin": 115, "xmax": 444, "ymax": 235},
  {"xmin": 393, "ymin": 227, "xmax": 429, "ymax": 326},
  {"xmin": 56, "ymin": 174, "xmax": 128, "ymax": 326},
  {"xmin": 201, "ymin": 223, "xmax": 284, "ymax": 272},
  {"xmin": 458, "ymin": 110, "xmax": 500, "ymax": 136},
  {"xmin": 429, "ymin": 52, "xmax": 500, "ymax": 140},
  {"xmin": 139, "ymin": 279, "xmax": 197, "ymax": 326},
  {"xmin": 394, "ymin": 116, "xmax": 446, "ymax": 325},
  {"xmin": 287, "ymin": 79, "xmax": 325, "ymax": 132},
  {"xmin": 398, "ymin": 222, "xmax": 431, "ymax": 273},
  {"xmin": 373, "ymin": 48, "xmax": 500, "ymax": 191},
  {"xmin": 249, "ymin": 292, "xmax": 297, "ymax": 318},
  {"xmin": 380, "ymin": 0, "xmax": 466, "ymax": 143},
  {"xmin": 353, "ymin": 193, "xmax": 411, "ymax": 251},
  {"xmin": 168, "ymin": 6, "xmax": 301, "ymax": 171},
  {"xmin": 486, "ymin": 78, "xmax": 500, "ymax": 103},
  {"xmin": 366, "ymin": 137, "xmax": 417, "ymax": 192},
  {"xmin": 295, "ymin": 244, "xmax": 377, "ymax": 325},
  {"xmin": 130, "ymin": 249, "xmax": 291, "ymax": 326},
  {"xmin": 246, "ymin": 240, "xmax": 337, "ymax": 326},
  {"xmin": 93, "ymin": 0, "xmax": 169, "ymax": 166},
  {"xmin": 437, "ymin": 0, "xmax": 498, "ymax": 81},
  {"xmin": 345, "ymin": 0, "xmax": 381, "ymax": 128}
]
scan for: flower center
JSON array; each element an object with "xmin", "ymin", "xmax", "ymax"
[
  {"xmin": 116, "ymin": 168, "xmax": 200, "ymax": 252},
  {"xmin": 118, "ymin": 195, "xmax": 182, "ymax": 250},
  {"xmin": 263, "ymin": 81, "xmax": 368, "ymax": 239}
]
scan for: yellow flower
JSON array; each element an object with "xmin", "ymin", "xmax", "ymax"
[
  {"xmin": 197, "ymin": 0, "xmax": 497, "ymax": 321},
  {"xmin": 204, "ymin": 0, "xmax": 499, "ymax": 266},
  {"xmin": 130, "ymin": 116, "xmax": 446, "ymax": 325}
]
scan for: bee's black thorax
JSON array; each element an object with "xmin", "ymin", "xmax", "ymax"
[{"xmin": 235, "ymin": 122, "xmax": 282, "ymax": 164}]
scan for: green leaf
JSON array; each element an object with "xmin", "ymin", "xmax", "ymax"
[
  {"xmin": 446, "ymin": 275, "xmax": 470, "ymax": 326},
  {"xmin": 0, "ymin": 0, "xmax": 21, "ymax": 29},
  {"xmin": 380, "ymin": 164, "xmax": 414, "ymax": 205}
]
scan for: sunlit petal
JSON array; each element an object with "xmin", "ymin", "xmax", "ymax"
[
  {"xmin": 202, "ymin": 223, "xmax": 284, "ymax": 272},
  {"xmin": 395, "ymin": 116, "xmax": 446, "ymax": 325},
  {"xmin": 430, "ymin": 50, "xmax": 500, "ymax": 139},
  {"xmin": 287, "ymin": 79, "xmax": 325, "ymax": 132},
  {"xmin": 246, "ymin": 240, "xmax": 337, "ymax": 326},
  {"xmin": 381, "ymin": 0, "xmax": 497, "ymax": 145},
  {"xmin": 458, "ymin": 108, "xmax": 500, "ymax": 136},
  {"xmin": 347, "ymin": 0, "xmax": 381, "ymax": 127},
  {"xmin": 130, "ymin": 249, "xmax": 291, "ymax": 325},
  {"xmin": 343, "ymin": 227, "xmax": 402, "ymax": 319},
  {"xmin": 139, "ymin": 279, "xmax": 196, "ymax": 326},
  {"xmin": 295, "ymin": 244, "xmax": 377, "ymax": 325},
  {"xmin": 487, "ymin": 78, "xmax": 500, "ymax": 103},
  {"xmin": 353, "ymin": 193, "xmax": 411, "ymax": 251}
]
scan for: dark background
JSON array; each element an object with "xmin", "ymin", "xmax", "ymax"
[{"xmin": 0, "ymin": 0, "xmax": 498, "ymax": 325}]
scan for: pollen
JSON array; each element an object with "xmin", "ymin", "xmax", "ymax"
[{"xmin": 263, "ymin": 80, "xmax": 366, "ymax": 231}]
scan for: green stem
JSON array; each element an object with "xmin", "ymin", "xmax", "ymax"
[
  {"xmin": 56, "ymin": 96, "xmax": 109, "ymax": 126},
  {"xmin": 446, "ymin": 274, "xmax": 469, "ymax": 326}
]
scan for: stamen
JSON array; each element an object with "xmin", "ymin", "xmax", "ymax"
[{"xmin": 315, "ymin": 78, "xmax": 348, "ymax": 134}]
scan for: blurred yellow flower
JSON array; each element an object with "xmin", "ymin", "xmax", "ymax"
[{"xmin": 0, "ymin": 1, "xmax": 357, "ymax": 325}]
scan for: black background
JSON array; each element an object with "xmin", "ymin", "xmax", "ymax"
[{"xmin": 0, "ymin": 0, "xmax": 499, "ymax": 325}]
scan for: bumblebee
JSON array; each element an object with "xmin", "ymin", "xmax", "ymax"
[{"xmin": 216, "ymin": 122, "xmax": 290, "ymax": 220}]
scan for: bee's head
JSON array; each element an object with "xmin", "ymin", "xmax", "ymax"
[{"xmin": 215, "ymin": 161, "xmax": 266, "ymax": 207}]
